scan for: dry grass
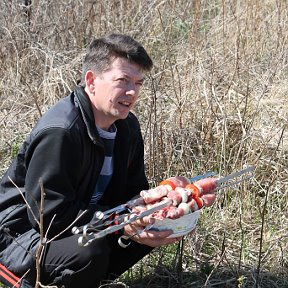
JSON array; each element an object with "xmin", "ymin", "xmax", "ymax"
[{"xmin": 0, "ymin": 0, "xmax": 287, "ymax": 287}]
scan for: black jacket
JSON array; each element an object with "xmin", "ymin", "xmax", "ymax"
[{"xmin": 0, "ymin": 85, "xmax": 149, "ymax": 274}]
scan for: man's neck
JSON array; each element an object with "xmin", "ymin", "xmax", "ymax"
[{"xmin": 84, "ymin": 86, "xmax": 114, "ymax": 131}]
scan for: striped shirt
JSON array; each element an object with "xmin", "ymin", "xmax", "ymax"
[{"xmin": 90, "ymin": 124, "xmax": 117, "ymax": 204}]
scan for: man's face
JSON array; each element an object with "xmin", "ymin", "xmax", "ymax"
[{"xmin": 87, "ymin": 57, "xmax": 144, "ymax": 130}]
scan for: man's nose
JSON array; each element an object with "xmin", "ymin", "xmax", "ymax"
[{"xmin": 126, "ymin": 83, "xmax": 138, "ymax": 96}]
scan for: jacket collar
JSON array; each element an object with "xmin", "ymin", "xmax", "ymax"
[
  {"xmin": 74, "ymin": 85, "xmax": 101, "ymax": 145},
  {"xmin": 74, "ymin": 85, "xmax": 131, "ymax": 147}
]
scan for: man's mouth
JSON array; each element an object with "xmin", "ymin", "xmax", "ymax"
[{"xmin": 119, "ymin": 101, "xmax": 131, "ymax": 107}]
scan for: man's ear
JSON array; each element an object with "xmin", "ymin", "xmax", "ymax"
[{"xmin": 85, "ymin": 70, "xmax": 96, "ymax": 94}]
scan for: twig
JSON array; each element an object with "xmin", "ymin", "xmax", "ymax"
[
  {"xmin": 8, "ymin": 176, "xmax": 40, "ymax": 226},
  {"xmin": 46, "ymin": 210, "xmax": 87, "ymax": 243},
  {"xmin": 35, "ymin": 179, "xmax": 45, "ymax": 288},
  {"xmin": 204, "ymin": 232, "xmax": 226, "ymax": 287},
  {"xmin": 256, "ymin": 125, "xmax": 286, "ymax": 287},
  {"xmin": 13, "ymin": 269, "xmax": 31, "ymax": 288}
]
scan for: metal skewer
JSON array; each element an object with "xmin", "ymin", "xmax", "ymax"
[
  {"xmin": 215, "ymin": 166, "xmax": 255, "ymax": 190},
  {"xmin": 189, "ymin": 171, "xmax": 216, "ymax": 182},
  {"xmin": 73, "ymin": 166, "xmax": 255, "ymax": 246},
  {"xmin": 76, "ymin": 198, "xmax": 173, "ymax": 246}
]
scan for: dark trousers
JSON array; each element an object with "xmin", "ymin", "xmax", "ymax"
[{"xmin": 21, "ymin": 234, "xmax": 153, "ymax": 288}]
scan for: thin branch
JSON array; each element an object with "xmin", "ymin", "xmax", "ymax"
[
  {"xmin": 35, "ymin": 179, "xmax": 45, "ymax": 288},
  {"xmin": 8, "ymin": 176, "xmax": 40, "ymax": 226},
  {"xmin": 47, "ymin": 210, "xmax": 87, "ymax": 243}
]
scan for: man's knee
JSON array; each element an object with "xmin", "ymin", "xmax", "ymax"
[
  {"xmin": 40, "ymin": 235, "xmax": 111, "ymax": 287},
  {"xmin": 75, "ymin": 237, "xmax": 110, "ymax": 268}
]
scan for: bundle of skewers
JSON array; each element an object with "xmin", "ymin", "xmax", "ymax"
[
  {"xmin": 73, "ymin": 166, "xmax": 255, "ymax": 246},
  {"xmin": 135, "ymin": 174, "xmax": 217, "ymax": 220}
]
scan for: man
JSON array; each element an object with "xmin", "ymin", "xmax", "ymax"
[{"xmin": 0, "ymin": 34, "xmax": 183, "ymax": 288}]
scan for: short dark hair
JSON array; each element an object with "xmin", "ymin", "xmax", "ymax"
[{"xmin": 81, "ymin": 34, "xmax": 153, "ymax": 84}]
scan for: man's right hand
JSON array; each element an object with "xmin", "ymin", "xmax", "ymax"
[{"xmin": 123, "ymin": 215, "xmax": 182, "ymax": 247}]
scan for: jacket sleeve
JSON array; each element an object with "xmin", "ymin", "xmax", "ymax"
[
  {"xmin": 24, "ymin": 127, "xmax": 86, "ymax": 237},
  {"xmin": 126, "ymin": 115, "xmax": 149, "ymax": 198}
]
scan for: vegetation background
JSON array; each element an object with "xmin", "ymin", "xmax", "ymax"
[{"xmin": 0, "ymin": 0, "xmax": 287, "ymax": 287}]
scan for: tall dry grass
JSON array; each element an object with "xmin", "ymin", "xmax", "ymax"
[{"xmin": 0, "ymin": 0, "xmax": 287, "ymax": 287}]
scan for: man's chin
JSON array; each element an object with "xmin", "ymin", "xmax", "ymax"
[
  {"xmin": 113, "ymin": 112, "xmax": 129, "ymax": 122},
  {"xmin": 118, "ymin": 110, "xmax": 130, "ymax": 119}
]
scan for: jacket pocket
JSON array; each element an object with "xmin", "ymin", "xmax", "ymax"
[
  {"xmin": 0, "ymin": 228, "xmax": 40, "ymax": 276},
  {"xmin": 0, "ymin": 204, "xmax": 31, "ymax": 253}
]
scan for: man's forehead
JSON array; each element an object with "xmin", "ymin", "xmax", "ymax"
[{"xmin": 109, "ymin": 58, "xmax": 144, "ymax": 77}]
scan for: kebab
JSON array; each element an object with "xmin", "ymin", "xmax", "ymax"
[
  {"xmin": 136, "ymin": 176, "xmax": 218, "ymax": 220},
  {"xmin": 72, "ymin": 166, "xmax": 255, "ymax": 246},
  {"xmin": 133, "ymin": 166, "xmax": 255, "ymax": 220}
]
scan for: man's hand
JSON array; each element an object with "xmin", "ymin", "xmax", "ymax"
[{"xmin": 123, "ymin": 215, "xmax": 182, "ymax": 247}]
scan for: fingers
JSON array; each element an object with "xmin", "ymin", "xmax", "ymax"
[
  {"xmin": 135, "ymin": 215, "xmax": 155, "ymax": 226},
  {"xmin": 123, "ymin": 223, "xmax": 183, "ymax": 248},
  {"xmin": 125, "ymin": 214, "xmax": 155, "ymax": 227},
  {"xmin": 132, "ymin": 229, "xmax": 183, "ymax": 247}
]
